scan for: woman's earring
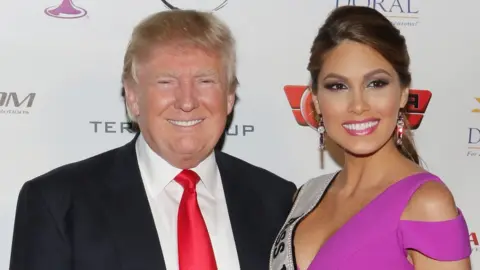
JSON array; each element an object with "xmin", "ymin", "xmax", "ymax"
[
  {"xmin": 318, "ymin": 116, "xmax": 325, "ymax": 150},
  {"xmin": 396, "ymin": 112, "xmax": 405, "ymax": 145}
]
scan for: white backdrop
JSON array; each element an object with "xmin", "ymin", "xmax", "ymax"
[{"xmin": 1, "ymin": 0, "xmax": 479, "ymax": 268}]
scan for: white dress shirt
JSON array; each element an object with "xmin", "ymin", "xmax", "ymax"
[{"xmin": 135, "ymin": 134, "xmax": 241, "ymax": 270}]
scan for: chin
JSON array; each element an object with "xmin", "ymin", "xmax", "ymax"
[
  {"xmin": 172, "ymin": 138, "xmax": 211, "ymax": 155},
  {"xmin": 172, "ymin": 144, "xmax": 202, "ymax": 156},
  {"xmin": 342, "ymin": 144, "xmax": 382, "ymax": 158}
]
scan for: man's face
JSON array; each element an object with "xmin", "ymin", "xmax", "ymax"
[{"xmin": 124, "ymin": 44, "xmax": 235, "ymax": 168}]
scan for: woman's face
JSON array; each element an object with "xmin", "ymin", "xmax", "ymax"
[{"xmin": 313, "ymin": 40, "xmax": 409, "ymax": 156}]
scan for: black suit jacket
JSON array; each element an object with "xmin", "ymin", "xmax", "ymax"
[{"xmin": 9, "ymin": 136, "xmax": 296, "ymax": 270}]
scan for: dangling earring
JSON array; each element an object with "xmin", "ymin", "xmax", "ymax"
[
  {"xmin": 396, "ymin": 112, "xmax": 405, "ymax": 145},
  {"xmin": 318, "ymin": 115, "xmax": 325, "ymax": 150}
]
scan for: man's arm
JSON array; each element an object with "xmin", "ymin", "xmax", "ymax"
[{"xmin": 10, "ymin": 181, "xmax": 71, "ymax": 270}]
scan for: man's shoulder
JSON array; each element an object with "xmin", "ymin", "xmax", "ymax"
[
  {"xmin": 25, "ymin": 144, "xmax": 124, "ymax": 194},
  {"xmin": 215, "ymin": 151, "xmax": 296, "ymax": 189}
]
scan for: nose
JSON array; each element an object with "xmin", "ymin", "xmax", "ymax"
[
  {"xmin": 174, "ymin": 81, "xmax": 199, "ymax": 112},
  {"xmin": 348, "ymin": 88, "xmax": 370, "ymax": 115}
]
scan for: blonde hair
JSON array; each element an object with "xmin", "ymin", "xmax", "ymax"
[{"xmin": 121, "ymin": 9, "xmax": 238, "ymax": 122}]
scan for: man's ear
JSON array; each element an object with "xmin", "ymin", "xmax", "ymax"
[
  {"xmin": 227, "ymin": 91, "xmax": 236, "ymax": 115},
  {"xmin": 124, "ymin": 81, "xmax": 140, "ymax": 117}
]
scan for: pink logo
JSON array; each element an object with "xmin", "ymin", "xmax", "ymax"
[{"xmin": 45, "ymin": 0, "xmax": 87, "ymax": 19}]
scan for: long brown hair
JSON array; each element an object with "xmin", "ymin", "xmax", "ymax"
[{"xmin": 308, "ymin": 6, "xmax": 419, "ymax": 164}]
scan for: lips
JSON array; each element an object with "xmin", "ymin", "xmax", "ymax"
[
  {"xmin": 168, "ymin": 119, "xmax": 203, "ymax": 127},
  {"xmin": 342, "ymin": 119, "xmax": 379, "ymax": 136}
]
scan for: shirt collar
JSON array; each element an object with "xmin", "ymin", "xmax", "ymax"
[{"xmin": 135, "ymin": 133, "xmax": 219, "ymax": 198}]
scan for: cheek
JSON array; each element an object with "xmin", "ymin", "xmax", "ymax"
[
  {"xmin": 319, "ymin": 105, "xmax": 345, "ymax": 135},
  {"xmin": 200, "ymin": 90, "xmax": 229, "ymax": 113},
  {"xmin": 140, "ymin": 88, "xmax": 172, "ymax": 114},
  {"xmin": 367, "ymin": 93, "xmax": 401, "ymax": 118},
  {"xmin": 317, "ymin": 93, "xmax": 348, "ymax": 122}
]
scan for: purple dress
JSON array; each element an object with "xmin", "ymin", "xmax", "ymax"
[{"xmin": 269, "ymin": 172, "xmax": 471, "ymax": 270}]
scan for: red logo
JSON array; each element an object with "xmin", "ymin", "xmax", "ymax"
[
  {"xmin": 471, "ymin": 232, "xmax": 478, "ymax": 246},
  {"xmin": 471, "ymin": 232, "xmax": 479, "ymax": 252},
  {"xmin": 284, "ymin": 85, "xmax": 432, "ymax": 130}
]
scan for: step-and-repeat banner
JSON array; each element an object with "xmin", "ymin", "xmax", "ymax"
[{"xmin": 1, "ymin": 0, "xmax": 479, "ymax": 268}]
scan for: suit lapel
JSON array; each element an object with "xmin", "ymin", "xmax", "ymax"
[
  {"xmin": 215, "ymin": 151, "xmax": 269, "ymax": 269},
  {"xmin": 101, "ymin": 136, "xmax": 166, "ymax": 270}
]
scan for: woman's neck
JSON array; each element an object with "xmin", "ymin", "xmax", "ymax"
[{"xmin": 336, "ymin": 141, "xmax": 417, "ymax": 195}]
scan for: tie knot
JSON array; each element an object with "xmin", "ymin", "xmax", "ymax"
[{"xmin": 174, "ymin": 169, "xmax": 200, "ymax": 191}]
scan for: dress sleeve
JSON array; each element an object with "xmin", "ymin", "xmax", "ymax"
[{"xmin": 398, "ymin": 209, "xmax": 471, "ymax": 261}]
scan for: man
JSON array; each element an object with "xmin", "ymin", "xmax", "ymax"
[{"xmin": 9, "ymin": 9, "xmax": 296, "ymax": 270}]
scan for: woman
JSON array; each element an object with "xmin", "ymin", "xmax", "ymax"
[{"xmin": 270, "ymin": 6, "xmax": 471, "ymax": 270}]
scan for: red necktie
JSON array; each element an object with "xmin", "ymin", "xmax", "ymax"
[{"xmin": 175, "ymin": 169, "xmax": 217, "ymax": 270}]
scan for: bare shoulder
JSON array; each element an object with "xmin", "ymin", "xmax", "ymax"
[{"xmin": 401, "ymin": 180, "xmax": 459, "ymax": 222}]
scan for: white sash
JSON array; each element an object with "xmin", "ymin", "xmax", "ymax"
[{"xmin": 269, "ymin": 173, "xmax": 337, "ymax": 270}]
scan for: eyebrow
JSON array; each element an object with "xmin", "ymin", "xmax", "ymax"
[
  {"xmin": 322, "ymin": 68, "xmax": 392, "ymax": 81},
  {"xmin": 154, "ymin": 70, "xmax": 219, "ymax": 78},
  {"xmin": 194, "ymin": 70, "xmax": 219, "ymax": 77},
  {"xmin": 155, "ymin": 71, "xmax": 177, "ymax": 78}
]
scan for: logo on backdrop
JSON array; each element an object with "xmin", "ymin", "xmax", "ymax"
[
  {"xmin": 284, "ymin": 85, "xmax": 431, "ymax": 130},
  {"xmin": 89, "ymin": 121, "xmax": 255, "ymax": 136},
  {"xmin": 470, "ymin": 232, "xmax": 479, "ymax": 252},
  {"xmin": 0, "ymin": 92, "xmax": 36, "ymax": 115},
  {"xmin": 472, "ymin": 97, "xmax": 480, "ymax": 113},
  {"xmin": 161, "ymin": 0, "xmax": 228, "ymax": 11},
  {"xmin": 335, "ymin": 0, "xmax": 419, "ymax": 27},
  {"xmin": 467, "ymin": 97, "xmax": 480, "ymax": 157},
  {"xmin": 44, "ymin": 0, "xmax": 87, "ymax": 19}
]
